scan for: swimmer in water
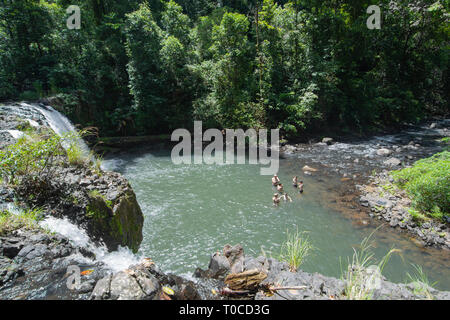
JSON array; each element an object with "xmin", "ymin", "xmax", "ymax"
[
  {"xmin": 292, "ymin": 176, "xmax": 298, "ymax": 188},
  {"xmin": 273, "ymin": 193, "xmax": 280, "ymax": 206},
  {"xmin": 298, "ymin": 181, "xmax": 304, "ymax": 193},
  {"xmin": 282, "ymin": 193, "xmax": 292, "ymax": 202},
  {"xmin": 272, "ymin": 174, "xmax": 280, "ymax": 186},
  {"xmin": 277, "ymin": 183, "xmax": 284, "ymax": 193}
]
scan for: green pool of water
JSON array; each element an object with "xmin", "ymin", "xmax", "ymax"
[{"xmin": 104, "ymin": 148, "xmax": 450, "ymax": 290}]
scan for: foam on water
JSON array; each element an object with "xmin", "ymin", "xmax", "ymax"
[{"xmin": 0, "ymin": 129, "xmax": 24, "ymax": 139}]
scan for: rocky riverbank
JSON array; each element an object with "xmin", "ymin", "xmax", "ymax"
[
  {"xmin": 194, "ymin": 244, "xmax": 450, "ymax": 300},
  {"xmin": 0, "ymin": 226, "xmax": 109, "ymax": 300},
  {"xmin": 279, "ymin": 118, "xmax": 449, "ymax": 249},
  {"xmin": 357, "ymin": 171, "xmax": 449, "ymax": 249}
]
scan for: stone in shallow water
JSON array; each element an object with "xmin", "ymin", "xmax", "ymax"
[
  {"xmin": 384, "ymin": 158, "xmax": 401, "ymax": 167},
  {"xmin": 377, "ymin": 148, "xmax": 392, "ymax": 156}
]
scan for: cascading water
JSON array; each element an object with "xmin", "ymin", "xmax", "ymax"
[
  {"xmin": 21, "ymin": 102, "xmax": 90, "ymax": 155},
  {"xmin": 39, "ymin": 217, "xmax": 141, "ymax": 273},
  {"xmin": 0, "ymin": 102, "xmax": 141, "ymax": 273},
  {"xmin": 0, "ymin": 130, "xmax": 24, "ymax": 139}
]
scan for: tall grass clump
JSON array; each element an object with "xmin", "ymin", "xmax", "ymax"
[
  {"xmin": 0, "ymin": 208, "xmax": 42, "ymax": 235},
  {"xmin": 279, "ymin": 228, "xmax": 313, "ymax": 272},
  {"xmin": 66, "ymin": 143, "xmax": 85, "ymax": 166},
  {"xmin": 406, "ymin": 264, "xmax": 437, "ymax": 300},
  {"xmin": 341, "ymin": 230, "xmax": 400, "ymax": 300},
  {"xmin": 392, "ymin": 151, "xmax": 449, "ymax": 222}
]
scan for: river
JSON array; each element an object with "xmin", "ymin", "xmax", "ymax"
[{"xmin": 102, "ymin": 124, "xmax": 450, "ymax": 289}]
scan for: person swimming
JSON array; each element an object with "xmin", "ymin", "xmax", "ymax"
[
  {"xmin": 272, "ymin": 174, "xmax": 281, "ymax": 186},
  {"xmin": 273, "ymin": 193, "xmax": 280, "ymax": 206},
  {"xmin": 282, "ymin": 193, "xmax": 292, "ymax": 202},
  {"xmin": 298, "ymin": 181, "xmax": 304, "ymax": 193},
  {"xmin": 292, "ymin": 176, "xmax": 298, "ymax": 187},
  {"xmin": 277, "ymin": 183, "xmax": 284, "ymax": 193}
]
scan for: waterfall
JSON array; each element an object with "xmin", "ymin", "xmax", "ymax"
[
  {"xmin": 0, "ymin": 102, "xmax": 140, "ymax": 272},
  {"xmin": 40, "ymin": 217, "xmax": 141, "ymax": 273},
  {"xmin": 0, "ymin": 129, "xmax": 24, "ymax": 139},
  {"xmin": 20, "ymin": 102, "xmax": 90, "ymax": 155}
]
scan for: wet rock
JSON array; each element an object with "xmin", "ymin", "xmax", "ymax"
[
  {"xmin": 377, "ymin": 148, "xmax": 392, "ymax": 156},
  {"xmin": 108, "ymin": 271, "xmax": 147, "ymax": 300},
  {"xmin": 223, "ymin": 244, "xmax": 245, "ymax": 274},
  {"xmin": 207, "ymin": 253, "xmax": 231, "ymax": 279},
  {"xmin": 322, "ymin": 138, "xmax": 334, "ymax": 145},
  {"xmin": 0, "ymin": 227, "xmax": 108, "ymax": 300},
  {"xmin": 384, "ymin": 158, "xmax": 401, "ymax": 167},
  {"xmin": 90, "ymin": 274, "xmax": 112, "ymax": 300},
  {"xmin": 2, "ymin": 242, "xmax": 24, "ymax": 259},
  {"xmin": 302, "ymin": 165, "xmax": 318, "ymax": 172}
]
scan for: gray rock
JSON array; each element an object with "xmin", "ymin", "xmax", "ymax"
[
  {"xmin": 2, "ymin": 242, "xmax": 24, "ymax": 259},
  {"xmin": 90, "ymin": 274, "xmax": 113, "ymax": 300},
  {"xmin": 223, "ymin": 244, "xmax": 245, "ymax": 274},
  {"xmin": 377, "ymin": 148, "xmax": 392, "ymax": 156},
  {"xmin": 207, "ymin": 253, "xmax": 231, "ymax": 279},
  {"xmin": 17, "ymin": 245, "xmax": 35, "ymax": 258},
  {"xmin": 384, "ymin": 158, "xmax": 401, "ymax": 167},
  {"xmin": 109, "ymin": 271, "xmax": 146, "ymax": 300}
]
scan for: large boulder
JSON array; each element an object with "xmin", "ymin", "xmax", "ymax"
[
  {"xmin": 384, "ymin": 158, "xmax": 401, "ymax": 167},
  {"xmin": 376, "ymin": 148, "xmax": 392, "ymax": 156},
  {"xmin": 86, "ymin": 187, "xmax": 144, "ymax": 253}
]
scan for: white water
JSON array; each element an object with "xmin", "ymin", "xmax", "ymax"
[
  {"xmin": 1, "ymin": 102, "xmax": 141, "ymax": 273},
  {"xmin": 40, "ymin": 217, "xmax": 141, "ymax": 273},
  {"xmin": 0, "ymin": 129, "xmax": 24, "ymax": 139},
  {"xmin": 19, "ymin": 102, "xmax": 90, "ymax": 155}
]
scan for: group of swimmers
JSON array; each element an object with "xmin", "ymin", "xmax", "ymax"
[{"xmin": 271, "ymin": 174, "xmax": 304, "ymax": 206}]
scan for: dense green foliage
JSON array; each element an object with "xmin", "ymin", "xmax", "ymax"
[
  {"xmin": 0, "ymin": 132, "xmax": 65, "ymax": 184},
  {"xmin": 392, "ymin": 151, "xmax": 449, "ymax": 221},
  {"xmin": 0, "ymin": 0, "xmax": 448, "ymax": 136},
  {"xmin": 0, "ymin": 130, "xmax": 92, "ymax": 185}
]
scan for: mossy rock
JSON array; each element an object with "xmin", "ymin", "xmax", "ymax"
[{"xmin": 86, "ymin": 190, "xmax": 143, "ymax": 253}]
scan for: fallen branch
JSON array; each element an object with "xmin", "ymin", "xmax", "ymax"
[
  {"xmin": 269, "ymin": 286, "xmax": 308, "ymax": 291},
  {"xmin": 220, "ymin": 287, "xmax": 251, "ymax": 296}
]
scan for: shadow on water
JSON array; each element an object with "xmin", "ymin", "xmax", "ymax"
[{"xmin": 103, "ymin": 143, "xmax": 450, "ymax": 290}]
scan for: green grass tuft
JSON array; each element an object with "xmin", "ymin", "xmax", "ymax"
[
  {"xmin": 0, "ymin": 208, "xmax": 43, "ymax": 235},
  {"xmin": 278, "ymin": 228, "xmax": 313, "ymax": 272}
]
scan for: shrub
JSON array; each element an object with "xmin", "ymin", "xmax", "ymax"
[
  {"xmin": 0, "ymin": 133, "xmax": 64, "ymax": 185},
  {"xmin": 392, "ymin": 152, "xmax": 449, "ymax": 221}
]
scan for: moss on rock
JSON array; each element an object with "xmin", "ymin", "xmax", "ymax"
[{"xmin": 86, "ymin": 189, "xmax": 143, "ymax": 253}]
